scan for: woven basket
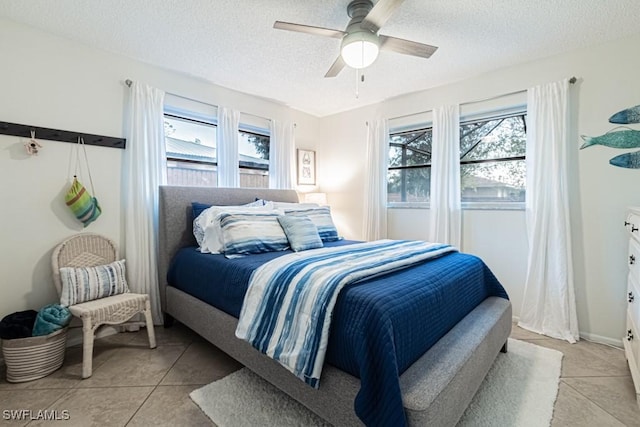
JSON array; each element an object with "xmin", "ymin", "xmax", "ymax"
[{"xmin": 1, "ymin": 328, "xmax": 67, "ymax": 383}]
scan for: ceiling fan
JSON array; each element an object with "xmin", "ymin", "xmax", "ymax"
[{"xmin": 273, "ymin": 0, "xmax": 438, "ymax": 77}]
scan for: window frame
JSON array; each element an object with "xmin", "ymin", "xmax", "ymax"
[
  {"xmin": 164, "ymin": 112, "xmax": 218, "ymax": 167},
  {"xmin": 459, "ymin": 109, "xmax": 526, "ymax": 210},
  {"xmin": 238, "ymin": 127, "xmax": 270, "ymax": 172},
  {"xmin": 163, "ymin": 110, "xmax": 218, "ymax": 187},
  {"xmin": 387, "ymin": 126, "xmax": 433, "ymax": 206},
  {"xmin": 163, "ymin": 109, "xmax": 272, "ymax": 189},
  {"xmin": 387, "ymin": 106, "xmax": 527, "ymax": 211}
]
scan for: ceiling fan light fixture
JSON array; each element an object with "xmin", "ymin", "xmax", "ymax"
[{"xmin": 340, "ymin": 30, "xmax": 379, "ymax": 69}]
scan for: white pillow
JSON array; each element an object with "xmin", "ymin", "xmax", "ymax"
[{"xmin": 196, "ymin": 202, "xmax": 274, "ymax": 254}]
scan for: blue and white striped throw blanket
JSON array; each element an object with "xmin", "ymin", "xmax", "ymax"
[{"xmin": 235, "ymin": 239, "xmax": 457, "ymax": 387}]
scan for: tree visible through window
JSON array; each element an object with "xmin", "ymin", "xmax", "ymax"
[
  {"xmin": 238, "ymin": 129, "xmax": 270, "ymax": 188},
  {"xmin": 387, "ymin": 111, "xmax": 526, "ymax": 205},
  {"xmin": 387, "ymin": 128, "xmax": 432, "ymax": 203},
  {"xmin": 460, "ymin": 114, "xmax": 526, "ymax": 203}
]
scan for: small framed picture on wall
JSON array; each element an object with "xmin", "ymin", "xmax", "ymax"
[{"xmin": 297, "ymin": 149, "xmax": 316, "ymax": 185}]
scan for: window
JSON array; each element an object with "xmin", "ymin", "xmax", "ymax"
[
  {"xmin": 165, "ymin": 114, "xmax": 217, "ymax": 187},
  {"xmin": 460, "ymin": 113, "xmax": 526, "ymax": 205},
  {"xmin": 239, "ymin": 129, "xmax": 269, "ymax": 188},
  {"xmin": 387, "ymin": 128, "xmax": 432, "ymax": 203},
  {"xmin": 387, "ymin": 110, "xmax": 526, "ymax": 207},
  {"xmin": 163, "ymin": 111, "xmax": 270, "ymax": 188}
]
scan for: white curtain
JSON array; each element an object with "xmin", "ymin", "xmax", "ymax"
[
  {"xmin": 429, "ymin": 105, "xmax": 461, "ymax": 247},
  {"xmin": 123, "ymin": 82, "xmax": 166, "ymax": 325},
  {"xmin": 518, "ymin": 78, "xmax": 579, "ymax": 343},
  {"xmin": 362, "ymin": 119, "xmax": 389, "ymax": 241},
  {"xmin": 217, "ymin": 107, "xmax": 240, "ymax": 187},
  {"xmin": 268, "ymin": 120, "xmax": 295, "ymax": 189}
]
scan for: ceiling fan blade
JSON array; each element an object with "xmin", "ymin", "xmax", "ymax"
[
  {"xmin": 379, "ymin": 35, "xmax": 438, "ymax": 58},
  {"xmin": 274, "ymin": 21, "xmax": 345, "ymax": 39},
  {"xmin": 324, "ymin": 56, "xmax": 346, "ymax": 78},
  {"xmin": 361, "ymin": 0, "xmax": 405, "ymax": 33}
]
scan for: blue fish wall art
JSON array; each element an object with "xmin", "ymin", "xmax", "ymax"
[
  {"xmin": 580, "ymin": 128, "xmax": 640, "ymax": 150},
  {"xmin": 609, "ymin": 105, "xmax": 640, "ymax": 124},
  {"xmin": 581, "ymin": 103, "xmax": 640, "ymax": 168},
  {"xmin": 609, "ymin": 150, "xmax": 640, "ymax": 169}
]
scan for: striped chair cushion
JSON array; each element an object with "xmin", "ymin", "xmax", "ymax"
[
  {"xmin": 219, "ymin": 212, "xmax": 289, "ymax": 255},
  {"xmin": 59, "ymin": 260, "xmax": 129, "ymax": 306},
  {"xmin": 278, "ymin": 215, "xmax": 323, "ymax": 252},
  {"xmin": 283, "ymin": 206, "xmax": 341, "ymax": 242}
]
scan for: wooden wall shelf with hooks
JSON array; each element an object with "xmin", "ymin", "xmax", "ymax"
[{"xmin": 0, "ymin": 121, "xmax": 126, "ymax": 149}]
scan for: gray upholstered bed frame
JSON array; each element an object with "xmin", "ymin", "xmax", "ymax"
[{"xmin": 158, "ymin": 185, "xmax": 512, "ymax": 426}]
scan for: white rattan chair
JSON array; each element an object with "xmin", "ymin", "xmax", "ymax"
[{"xmin": 51, "ymin": 233, "xmax": 157, "ymax": 378}]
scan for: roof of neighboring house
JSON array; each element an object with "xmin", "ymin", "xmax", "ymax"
[
  {"xmin": 462, "ymin": 175, "xmax": 522, "ymax": 190},
  {"xmin": 165, "ymin": 137, "xmax": 268, "ymax": 167},
  {"xmin": 166, "ymin": 137, "xmax": 214, "ymax": 162}
]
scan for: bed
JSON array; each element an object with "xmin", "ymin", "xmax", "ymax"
[{"xmin": 158, "ymin": 186, "xmax": 512, "ymax": 426}]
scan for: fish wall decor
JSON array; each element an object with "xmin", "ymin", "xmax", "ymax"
[
  {"xmin": 580, "ymin": 128, "xmax": 640, "ymax": 150},
  {"xmin": 609, "ymin": 105, "xmax": 640, "ymax": 124},
  {"xmin": 609, "ymin": 150, "xmax": 640, "ymax": 169}
]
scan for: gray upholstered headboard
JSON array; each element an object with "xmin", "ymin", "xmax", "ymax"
[{"xmin": 157, "ymin": 186, "xmax": 299, "ymax": 311}]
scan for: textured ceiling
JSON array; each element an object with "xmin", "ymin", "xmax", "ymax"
[{"xmin": 1, "ymin": 0, "xmax": 640, "ymax": 117}]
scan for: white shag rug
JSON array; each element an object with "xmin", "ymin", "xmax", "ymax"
[{"xmin": 190, "ymin": 338, "xmax": 562, "ymax": 427}]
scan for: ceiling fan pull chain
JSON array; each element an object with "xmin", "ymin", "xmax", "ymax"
[{"xmin": 355, "ymin": 68, "xmax": 360, "ymax": 99}]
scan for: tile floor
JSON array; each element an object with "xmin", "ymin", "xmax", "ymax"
[{"xmin": 0, "ymin": 323, "xmax": 638, "ymax": 426}]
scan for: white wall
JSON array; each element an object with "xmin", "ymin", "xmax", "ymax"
[
  {"xmin": 0, "ymin": 18, "xmax": 319, "ymax": 320},
  {"xmin": 318, "ymin": 33, "xmax": 640, "ymax": 345}
]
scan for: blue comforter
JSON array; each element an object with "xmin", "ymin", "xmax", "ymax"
[
  {"xmin": 236, "ymin": 240, "xmax": 458, "ymax": 389},
  {"xmin": 168, "ymin": 241, "xmax": 508, "ymax": 426}
]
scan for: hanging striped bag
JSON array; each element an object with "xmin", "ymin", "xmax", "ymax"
[{"xmin": 65, "ymin": 137, "xmax": 102, "ymax": 227}]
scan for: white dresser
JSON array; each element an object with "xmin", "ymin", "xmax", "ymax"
[{"xmin": 625, "ymin": 207, "xmax": 640, "ymax": 406}]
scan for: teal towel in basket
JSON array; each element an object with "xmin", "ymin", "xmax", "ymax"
[{"xmin": 32, "ymin": 304, "xmax": 72, "ymax": 337}]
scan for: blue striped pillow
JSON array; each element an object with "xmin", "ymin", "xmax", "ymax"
[
  {"xmin": 59, "ymin": 260, "xmax": 129, "ymax": 306},
  {"xmin": 193, "ymin": 202, "xmax": 274, "ymax": 253},
  {"xmin": 284, "ymin": 206, "xmax": 341, "ymax": 242},
  {"xmin": 278, "ymin": 215, "xmax": 323, "ymax": 252},
  {"xmin": 219, "ymin": 212, "xmax": 289, "ymax": 255}
]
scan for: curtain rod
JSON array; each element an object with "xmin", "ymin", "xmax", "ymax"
[
  {"xmin": 388, "ymin": 76, "xmax": 577, "ymax": 122},
  {"xmin": 125, "ymin": 79, "xmax": 272, "ymax": 123}
]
